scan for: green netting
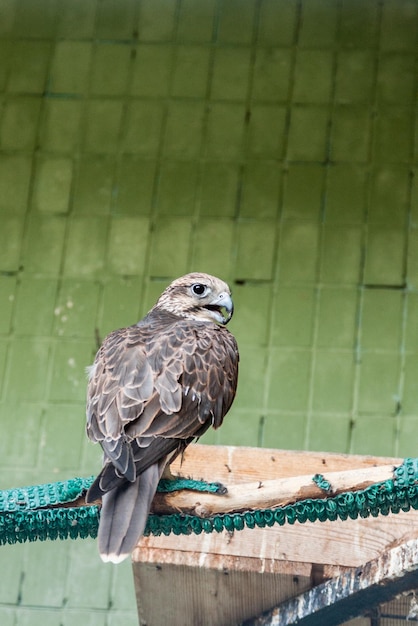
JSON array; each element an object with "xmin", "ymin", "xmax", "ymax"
[{"xmin": 1, "ymin": 459, "xmax": 417, "ymax": 546}]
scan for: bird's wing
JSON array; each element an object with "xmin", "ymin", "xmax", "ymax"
[
  {"xmin": 86, "ymin": 324, "xmax": 155, "ymax": 481},
  {"xmin": 87, "ymin": 319, "xmax": 238, "ymax": 483}
]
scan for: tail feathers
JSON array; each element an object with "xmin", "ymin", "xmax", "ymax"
[
  {"xmin": 98, "ymin": 463, "xmax": 162, "ymax": 563},
  {"xmin": 86, "ymin": 463, "xmax": 129, "ymax": 503}
]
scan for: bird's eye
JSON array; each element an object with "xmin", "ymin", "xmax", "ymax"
[{"xmin": 191, "ymin": 283, "xmax": 207, "ymax": 296}]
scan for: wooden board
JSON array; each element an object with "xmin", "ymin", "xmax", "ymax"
[
  {"xmin": 132, "ymin": 445, "xmax": 414, "ymax": 626},
  {"xmin": 136, "ymin": 509, "xmax": 418, "ymax": 571},
  {"xmin": 134, "ymin": 562, "xmax": 312, "ymax": 626},
  {"xmin": 166, "ymin": 444, "xmax": 402, "ymax": 483}
]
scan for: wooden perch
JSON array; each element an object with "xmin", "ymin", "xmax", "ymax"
[
  {"xmin": 150, "ymin": 463, "xmax": 396, "ymax": 517},
  {"xmin": 133, "ymin": 447, "xmax": 415, "ymax": 626}
]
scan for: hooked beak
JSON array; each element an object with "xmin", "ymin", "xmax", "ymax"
[{"xmin": 205, "ymin": 292, "xmax": 234, "ymax": 325}]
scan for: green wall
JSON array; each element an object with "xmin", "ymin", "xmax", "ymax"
[{"xmin": 0, "ymin": 0, "xmax": 417, "ymax": 623}]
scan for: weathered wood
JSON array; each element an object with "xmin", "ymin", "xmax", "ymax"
[
  {"xmin": 137, "ymin": 445, "xmax": 411, "ymax": 570},
  {"xmin": 150, "ymin": 464, "xmax": 396, "ymax": 516},
  {"xmin": 168, "ymin": 445, "xmax": 402, "ymax": 483},
  {"xmin": 137, "ymin": 508, "xmax": 418, "ymax": 570},
  {"xmin": 133, "ymin": 445, "xmax": 415, "ymax": 626},
  {"xmin": 134, "ymin": 560, "xmax": 312, "ymax": 626},
  {"xmin": 242, "ymin": 539, "xmax": 418, "ymax": 626}
]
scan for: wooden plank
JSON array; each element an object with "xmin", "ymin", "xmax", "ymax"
[
  {"xmin": 137, "ymin": 509, "xmax": 418, "ymax": 570},
  {"xmin": 242, "ymin": 539, "xmax": 418, "ymax": 626},
  {"xmin": 168, "ymin": 445, "xmax": 402, "ymax": 484},
  {"xmin": 134, "ymin": 560, "xmax": 313, "ymax": 626}
]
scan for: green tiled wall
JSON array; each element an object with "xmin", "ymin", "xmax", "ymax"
[{"xmin": 0, "ymin": 0, "xmax": 417, "ymax": 623}]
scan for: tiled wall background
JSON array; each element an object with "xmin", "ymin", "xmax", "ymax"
[{"xmin": 0, "ymin": 0, "xmax": 417, "ymax": 623}]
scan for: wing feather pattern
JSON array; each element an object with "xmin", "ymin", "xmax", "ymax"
[{"xmin": 86, "ymin": 312, "xmax": 238, "ymax": 562}]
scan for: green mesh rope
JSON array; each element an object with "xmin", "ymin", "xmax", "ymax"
[
  {"xmin": 0, "ymin": 477, "xmax": 98, "ymax": 545},
  {"xmin": 1, "ymin": 459, "xmax": 417, "ymax": 547},
  {"xmin": 311, "ymin": 473, "xmax": 332, "ymax": 494},
  {"xmin": 157, "ymin": 478, "xmax": 227, "ymax": 495}
]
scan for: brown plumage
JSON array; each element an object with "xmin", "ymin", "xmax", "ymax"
[{"xmin": 86, "ymin": 273, "xmax": 239, "ymax": 563}]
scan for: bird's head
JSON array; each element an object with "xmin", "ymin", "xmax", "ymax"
[{"xmin": 152, "ymin": 273, "xmax": 234, "ymax": 326}]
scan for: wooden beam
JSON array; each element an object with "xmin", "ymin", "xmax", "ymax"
[{"xmin": 242, "ymin": 539, "xmax": 418, "ymax": 626}]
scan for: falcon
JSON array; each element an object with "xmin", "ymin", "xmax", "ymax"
[{"xmin": 86, "ymin": 273, "xmax": 239, "ymax": 563}]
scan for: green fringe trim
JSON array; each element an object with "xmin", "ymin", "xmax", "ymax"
[{"xmin": 0, "ymin": 459, "xmax": 417, "ymax": 546}]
